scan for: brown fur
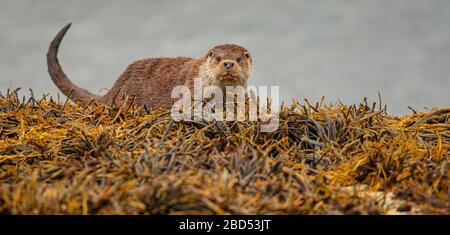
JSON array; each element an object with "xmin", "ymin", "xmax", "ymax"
[{"xmin": 47, "ymin": 23, "xmax": 252, "ymax": 109}]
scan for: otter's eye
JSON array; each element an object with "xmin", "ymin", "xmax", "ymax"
[
  {"xmin": 215, "ymin": 56, "xmax": 222, "ymax": 62},
  {"xmin": 236, "ymin": 57, "xmax": 242, "ymax": 63}
]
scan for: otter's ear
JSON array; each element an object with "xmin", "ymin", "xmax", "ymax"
[
  {"xmin": 208, "ymin": 51, "xmax": 214, "ymax": 58},
  {"xmin": 244, "ymin": 52, "xmax": 252, "ymax": 62}
]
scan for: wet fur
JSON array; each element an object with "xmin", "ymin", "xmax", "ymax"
[{"xmin": 47, "ymin": 23, "xmax": 252, "ymax": 109}]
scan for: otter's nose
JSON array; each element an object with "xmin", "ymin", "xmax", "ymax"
[{"xmin": 223, "ymin": 61, "xmax": 235, "ymax": 69}]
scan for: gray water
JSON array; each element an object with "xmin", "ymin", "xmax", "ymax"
[{"xmin": 1, "ymin": 0, "xmax": 449, "ymax": 115}]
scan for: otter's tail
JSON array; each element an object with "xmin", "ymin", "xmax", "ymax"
[{"xmin": 47, "ymin": 23, "xmax": 100, "ymax": 102}]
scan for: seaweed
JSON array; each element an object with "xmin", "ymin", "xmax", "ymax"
[{"xmin": 0, "ymin": 89, "xmax": 448, "ymax": 214}]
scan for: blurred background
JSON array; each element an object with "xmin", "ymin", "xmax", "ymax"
[{"xmin": 0, "ymin": 0, "xmax": 449, "ymax": 115}]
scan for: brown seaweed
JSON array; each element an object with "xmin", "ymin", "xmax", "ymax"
[{"xmin": 0, "ymin": 89, "xmax": 448, "ymax": 214}]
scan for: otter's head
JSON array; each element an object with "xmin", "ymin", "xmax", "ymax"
[{"xmin": 204, "ymin": 44, "xmax": 252, "ymax": 87}]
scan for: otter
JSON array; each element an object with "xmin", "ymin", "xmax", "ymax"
[{"xmin": 47, "ymin": 23, "xmax": 253, "ymax": 109}]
